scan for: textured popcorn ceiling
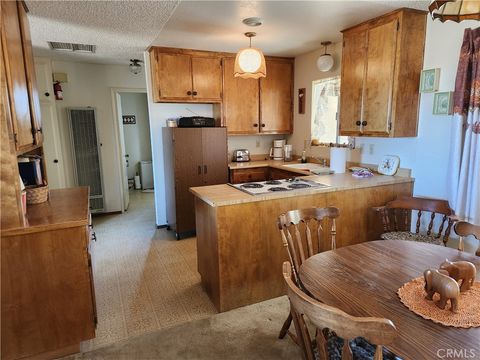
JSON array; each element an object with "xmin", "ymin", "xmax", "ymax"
[
  {"xmin": 26, "ymin": 0, "xmax": 180, "ymax": 65},
  {"xmin": 26, "ymin": 0, "xmax": 430, "ymax": 64},
  {"xmin": 152, "ymin": 0, "xmax": 430, "ymax": 57}
]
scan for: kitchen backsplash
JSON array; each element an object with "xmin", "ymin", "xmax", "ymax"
[{"xmin": 227, "ymin": 135, "xmax": 287, "ymax": 159}]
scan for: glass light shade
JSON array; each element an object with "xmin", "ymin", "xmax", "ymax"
[
  {"xmin": 429, "ymin": 0, "xmax": 480, "ymax": 22},
  {"xmin": 129, "ymin": 62, "xmax": 142, "ymax": 75},
  {"xmin": 316, "ymin": 54, "xmax": 334, "ymax": 72},
  {"xmin": 234, "ymin": 47, "xmax": 266, "ymax": 79}
]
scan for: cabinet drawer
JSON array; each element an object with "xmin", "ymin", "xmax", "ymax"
[
  {"xmin": 268, "ymin": 168, "xmax": 299, "ymax": 180},
  {"xmin": 230, "ymin": 167, "xmax": 268, "ymax": 184}
]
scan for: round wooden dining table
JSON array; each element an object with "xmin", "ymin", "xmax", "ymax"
[{"xmin": 299, "ymin": 240, "xmax": 480, "ymax": 360}]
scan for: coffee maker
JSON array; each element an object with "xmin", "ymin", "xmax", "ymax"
[{"xmin": 269, "ymin": 139, "xmax": 286, "ymax": 160}]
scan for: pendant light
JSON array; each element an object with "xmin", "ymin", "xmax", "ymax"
[
  {"xmin": 129, "ymin": 59, "xmax": 143, "ymax": 75},
  {"xmin": 316, "ymin": 41, "xmax": 334, "ymax": 72},
  {"xmin": 429, "ymin": 0, "xmax": 480, "ymax": 22},
  {"xmin": 234, "ymin": 32, "xmax": 266, "ymax": 79}
]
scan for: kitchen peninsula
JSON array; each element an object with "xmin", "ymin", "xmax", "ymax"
[{"xmin": 190, "ymin": 170, "xmax": 414, "ymax": 312}]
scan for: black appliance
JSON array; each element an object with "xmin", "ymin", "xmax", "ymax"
[{"xmin": 178, "ymin": 116, "xmax": 215, "ymax": 128}]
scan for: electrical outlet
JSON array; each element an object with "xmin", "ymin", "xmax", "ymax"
[
  {"xmin": 256, "ymin": 140, "xmax": 260, "ymax": 148},
  {"xmin": 369, "ymin": 144, "xmax": 375, "ymax": 155}
]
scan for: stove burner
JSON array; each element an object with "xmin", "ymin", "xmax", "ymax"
[
  {"xmin": 268, "ymin": 187, "xmax": 289, "ymax": 192},
  {"xmin": 241, "ymin": 183, "xmax": 264, "ymax": 189},
  {"xmin": 288, "ymin": 183, "xmax": 311, "ymax": 189},
  {"xmin": 265, "ymin": 180, "xmax": 282, "ymax": 185}
]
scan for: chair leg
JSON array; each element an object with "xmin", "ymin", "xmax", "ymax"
[{"xmin": 278, "ymin": 312, "xmax": 293, "ymax": 339}]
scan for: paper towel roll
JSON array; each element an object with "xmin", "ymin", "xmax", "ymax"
[{"xmin": 330, "ymin": 147, "xmax": 347, "ymax": 174}]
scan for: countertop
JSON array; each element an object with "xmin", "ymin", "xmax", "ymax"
[
  {"xmin": 190, "ymin": 172, "xmax": 414, "ymax": 207},
  {"xmin": 2, "ymin": 187, "xmax": 90, "ymax": 236}
]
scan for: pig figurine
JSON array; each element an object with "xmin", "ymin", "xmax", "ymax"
[
  {"xmin": 424, "ymin": 269, "xmax": 460, "ymax": 312},
  {"xmin": 440, "ymin": 259, "xmax": 477, "ymax": 292}
]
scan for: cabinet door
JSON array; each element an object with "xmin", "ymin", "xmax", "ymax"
[
  {"xmin": 260, "ymin": 60, "xmax": 293, "ymax": 134},
  {"xmin": 201, "ymin": 128, "xmax": 228, "ymax": 185},
  {"xmin": 339, "ymin": 29, "xmax": 367, "ymax": 136},
  {"xmin": 150, "ymin": 51, "xmax": 192, "ymax": 101},
  {"xmin": 18, "ymin": 2, "xmax": 42, "ymax": 145},
  {"xmin": 230, "ymin": 168, "xmax": 268, "ymax": 184},
  {"xmin": 269, "ymin": 168, "xmax": 299, "ymax": 180},
  {"xmin": 1, "ymin": 1, "xmax": 35, "ymax": 151},
  {"xmin": 222, "ymin": 58, "xmax": 260, "ymax": 134},
  {"xmin": 362, "ymin": 19, "xmax": 398, "ymax": 136},
  {"xmin": 172, "ymin": 128, "xmax": 204, "ymax": 234},
  {"xmin": 192, "ymin": 57, "xmax": 222, "ymax": 101}
]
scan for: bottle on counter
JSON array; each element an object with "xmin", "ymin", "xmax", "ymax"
[{"xmin": 301, "ymin": 150, "xmax": 307, "ymax": 163}]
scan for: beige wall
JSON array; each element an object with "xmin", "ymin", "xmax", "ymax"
[{"xmin": 51, "ymin": 60, "xmax": 147, "ymax": 212}]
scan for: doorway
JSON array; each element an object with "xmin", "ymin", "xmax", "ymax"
[{"xmin": 112, "ymin": 88, "xmax": 153, "ymax": 212}]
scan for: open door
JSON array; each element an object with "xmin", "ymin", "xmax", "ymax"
[{"xmin": 116, "ymin": 92, "xmax": 129, "ymax": 211}]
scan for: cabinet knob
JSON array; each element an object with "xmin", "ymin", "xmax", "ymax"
[
  {"xmin": 362, "ymin": 121, "xmax": 367, "ymax": 126},
  {"xmin": 187, "ymin": 91, "xmax": 192, "ymax": 95},
  {"xmin": 261, "ymin": 123, "xmax": 266, "ymax": 128},
  {"xmin": 192, "ymin": 91, "xmax": 198, "ymax": 96},
  {"xmin": 53, "ymin": 159, "xmax": 59, "ymax": 163},
  {"xmin": 253, "ymin": 123, "xmax": 258, "ymax": 127},
  {"xmin": 356, "ymin": 121, "xmax": 361, "ymax": 126},
  {"xmin": 45, "ymin": 92, "xmax": 50, "ymax": 97}
]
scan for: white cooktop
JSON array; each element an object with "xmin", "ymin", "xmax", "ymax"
[{"xmin": 229, "ymin": 178, "xmax": 329, "ymax": 195}]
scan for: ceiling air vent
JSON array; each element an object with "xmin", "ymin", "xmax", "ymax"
[{"xmin": 48, "ymin": 41, "xmax": 96, "ymax": 53}]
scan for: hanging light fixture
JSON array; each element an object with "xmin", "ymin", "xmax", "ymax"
[
  {"xmin": 316, "ymin": 41, "xmax": 334, "ymax": 72},
  {"xmin": 234, "ymin": 32, "xmax": 266, "ymax": 79},
  {"xmin": 429, "ymin": 0, "xmax": 480, "ymax": 22},
  {"xmin": 129, "ymin": 59, "xmax": 143, "ymax": 75}
]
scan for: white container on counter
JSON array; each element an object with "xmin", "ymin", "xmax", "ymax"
[{"xmin": 330, "ymin": 147, "xmax": 347, "ymax": 173}]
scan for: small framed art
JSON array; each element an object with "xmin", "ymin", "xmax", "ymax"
[
  {"xmin": 420, "ymin": 68, "xmax": 440, "ymax": 93},
  {"xmin": 433, "ymin": 92, "xmax": 453, "ymax": 115}
]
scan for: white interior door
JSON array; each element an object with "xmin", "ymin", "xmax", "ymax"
[{"xmin": 116, "ymin": 93, "xmax": 129, "ymax": 211}]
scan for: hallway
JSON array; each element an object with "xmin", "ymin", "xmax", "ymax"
[{"xmin": 83, "ymin": 190, "xmax": 217, "ymax": 351}]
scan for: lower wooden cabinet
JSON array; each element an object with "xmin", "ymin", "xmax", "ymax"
[
  {"xmin": 229, "ymin": 167, "xmax": 301, "ymax": 184},
  {"xmin": 1, "ymin": 187, "xmax": 96, "ymax": 360}
]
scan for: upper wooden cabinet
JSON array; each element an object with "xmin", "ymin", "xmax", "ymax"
[
  {"xmin": 339, "ymin": 8, "xmax": 426, "ymax": 137},
  {"xmin": 260, "ymin": 59, "xmax": 293, "ymax": 134},
  {"xmin": 222, "ymin": 57, "xmax": 260, "ymax": 135},
  {"xmin": 1, "ymin": 1, "xmax": 42, "ymax": 152},
  {"xmin": 222, "ymin": 57, "xmax": 294, "ymax": 135},
  {"xmin": 149, "ymin": 48, "xmax": 222, "ymax": 103}
]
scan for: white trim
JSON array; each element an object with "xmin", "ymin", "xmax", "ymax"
[{"xmin": 110, "ymin": 87, "xmax": 147, "ymax": 213}]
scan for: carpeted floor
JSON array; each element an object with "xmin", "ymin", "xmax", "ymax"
[
  {"xmin": 82, "ymin": 190, "xmax": 217, "ymax": 352},
  {"xmin": 67, "ymin": 296, "xmax": 300, "ymax": 360}
]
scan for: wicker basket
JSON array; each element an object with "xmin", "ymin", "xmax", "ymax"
[{"xmin": 25, "ymin": 184, "xmax": 49, "ymax": 204}]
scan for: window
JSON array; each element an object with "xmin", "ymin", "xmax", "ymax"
[{"xmin": 311, "ymin": 76, "xmax": 348, "ymax": 144}]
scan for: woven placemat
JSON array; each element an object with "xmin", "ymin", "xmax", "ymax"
[{"xmin": 397, "ymin": 277, "xmax": 480, "ymax": 328}]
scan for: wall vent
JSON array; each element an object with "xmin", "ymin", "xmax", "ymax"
[{"xmin": 48, "ymin": 41, "xmax": 96, "ymax": 53}]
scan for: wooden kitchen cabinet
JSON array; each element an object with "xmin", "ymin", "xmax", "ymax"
[
  {"xmin": 222, "ymin": 57, "xmax": 260, "ymax": 135},
  {"xmin": 1, "ymin": 187, "xmax": 96, "ymax": 360},
  {"xmin": 268, "ymin": 167, "xmax": 299, "ymax": 181},
  {"xmin": 339, "ymin": 8, "xmax": 426, "ymax": 137},
  {"xmin": 223, "ymin": 57, "xmax": 294, "ymax": 135},
  {"xmin": 229, "ymin": 167, "xmax": 269, "ymax": 184},
  {"xmin": 163, "ymin": 127, "xmax": 228, "ymax": 238},
  {"xmin": 1, "ymin": 0, "xmax": 42, "ymax": 152},
  {"xmin": 259, "ymin": 59, "xmax": 293, "ymax": 134},
  {"xmin": 149, "ymin": 48, "xmax": 222, "ymax": 103}
]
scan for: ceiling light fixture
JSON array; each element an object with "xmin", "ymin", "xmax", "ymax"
[
  {"xmin": 129, "ymin": 59, "xmax": 143, "ymax": 75},
  {"xmin": 234, "ymin": 32, "xmax": 266, "ymax": 79},
  {"xmin": 316, "ymin": 41, "xmax": 334, "ymax": 72},
  {"xmin": 429, "ymin": 0, "xmax": 480, "ymax": 22},
  {"xmin": 242, "ymin": 17, "xmax": 264, "ymax": 27}
]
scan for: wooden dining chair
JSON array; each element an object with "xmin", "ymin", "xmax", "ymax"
[
  {"xmin": 283, "ymin": 261, "xmax": 398, "ymax": 360},
  {"xmin": 277, "ymin": 206, "xmax": 340, "ymax": 340},
  {"xmin": 454, "ymin": 221, "xmax": 480, "ymax": 256},
  {"xmin": 373, "ymin": 196, "xmax": 456, "ymax": 246}
]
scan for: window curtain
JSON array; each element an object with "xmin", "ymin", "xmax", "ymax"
[
  {"xmin": 448, "ymin": 27, "xmax": 480, "ymax": 224},
  {"xmin": 312, "ymin": 76, "xmax": 340, "ymax": 141}
]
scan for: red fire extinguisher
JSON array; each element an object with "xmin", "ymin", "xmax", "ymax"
[{"xmin": 53, "ymin": 81, "xmax": 63, "ymax": 100}]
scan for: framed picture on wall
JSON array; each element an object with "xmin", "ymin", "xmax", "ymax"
[
  {"xmin": 433, "ymin": 92, "xmax": 453, "ymax": 115},
  {"xmin": 419, "ymin": 68, "xmax": 440, "ymax": 93}
]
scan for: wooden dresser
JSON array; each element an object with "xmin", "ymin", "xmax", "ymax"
[{"xmin": 1, "ymin": 187, "xmax": 97, "ymax": 359}]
